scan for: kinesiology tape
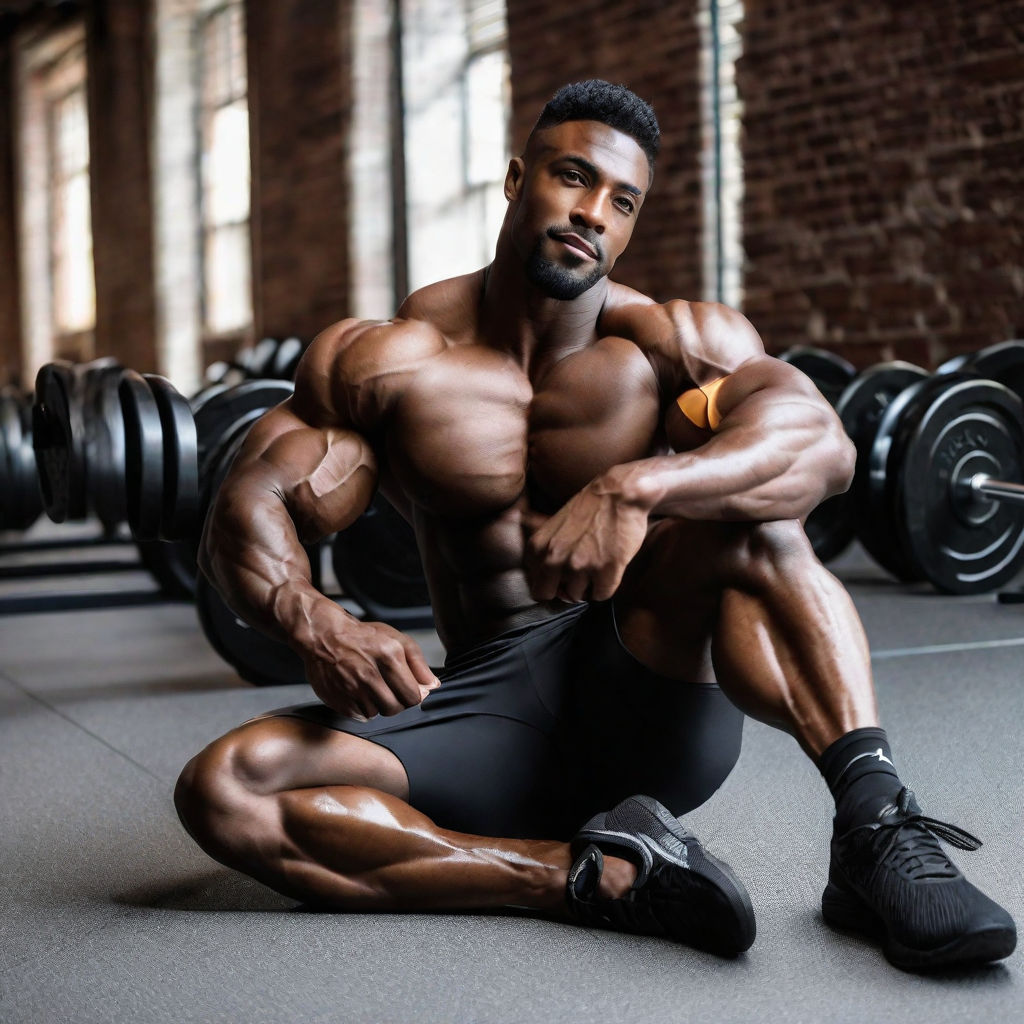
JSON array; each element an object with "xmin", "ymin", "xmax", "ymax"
[{"xmin": 676, "ymin": 377, "xmax": 728, "ymax": 431}]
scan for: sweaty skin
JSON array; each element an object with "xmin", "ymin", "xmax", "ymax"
[{"xmin": 178, "ymin": 119, "xmax": 876, "ymax": 913}]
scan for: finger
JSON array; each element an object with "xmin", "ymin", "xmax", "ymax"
[
  {"xmin": 526, "ymin": 540, "xmax": 563, "ymax": 601},
  {"xmin": 364, "ymin": 673, "xmax": 407, "ymax": 717},
  {"xmin": 520, "ymin": 508, "xmax": 550, "ymax": 535},
  {"xmin": 402, "ymin": 639, "xmax": 442, "ymax": 697},
  {"xmin": 558, "ymin": 569, "xmax": 591, "ymax": 604}
]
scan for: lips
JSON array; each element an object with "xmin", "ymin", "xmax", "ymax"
[{"xmin": 553, "ymin": 232, "xmax": 599, "ymax": 261}]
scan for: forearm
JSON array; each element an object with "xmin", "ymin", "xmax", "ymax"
[
  {"xmin": 614, "ymin": 381, "xmax": 854, "ymax": 523},
  {"xmin": 200, "ymin": 480, "xmax": 343, "ymax": 650}
]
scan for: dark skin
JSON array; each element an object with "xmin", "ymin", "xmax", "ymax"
[{"xmin": 175, "ymin": 119, "xmax": 875, "ymax": 914}]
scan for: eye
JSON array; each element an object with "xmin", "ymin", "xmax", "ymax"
[
  {"xmin": 614, "ymin": 196, "xmax": 635, "ymax": 214},
  {"xmin": 561, "ymin": 169, "xmax": 586, "ymax": 185}
]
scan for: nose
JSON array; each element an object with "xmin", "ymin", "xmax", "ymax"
[{"xmin": 570, "ymin": 192, "xmax": 606, "ymax": 235}]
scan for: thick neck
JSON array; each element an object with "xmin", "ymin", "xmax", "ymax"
[{"xmin": 479, "ymin": 231, "xmax": 607, "ymax": 376}]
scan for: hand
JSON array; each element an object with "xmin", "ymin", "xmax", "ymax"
[
  {"xmin": 523, "ymin": 474, "xmax": 651, "ymax": 603},
  {"xmin": 293, "ymin": 602, "xmax": 440, "ymax": 720}
]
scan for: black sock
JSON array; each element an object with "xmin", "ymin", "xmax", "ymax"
[{"xmin": 817, "ymin": 727, "xmax": 904, "ymax": 831}]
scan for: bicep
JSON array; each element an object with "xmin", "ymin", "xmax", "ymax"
[{"xmin": 219, "ymin": 400, "xmax": 379, "ymax": 543}]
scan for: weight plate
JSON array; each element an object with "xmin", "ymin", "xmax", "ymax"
[
  {"xmin": 837, "ymin": 362, "xmax": 929, "ymax": 573},
  {"xmin": 192, "ymin": 379, "xmax": 294, "ymax": 485},
  {"xmin": 898, "ymin": 377, "xmax": 1024, "ymax": 594},
  {"xmin": 1, "ymin": 390, "xmax": 43, "ymax": 531},
  {"xmin": 271, "ymin": 336, "xmax": 304, "ymax": 380},
  {"xmin": 249, "ymin": 337, "xmax": 281, "ymax": 377},
  {"xmin": 195, "ymin": 571, "xmax": 308, "ymax": 686},
  {"xmin": 862, "ymin": 375, "xmax": 937, "ymax": 582},
  {"xmin": 120, "ymin": 370, "xmax": 166, "ymax": 541},
  {"xmin": 778, "ymin": 346, "xmax": 857, "ymax": 408},
  {"xmin": 960, "ymin": 339, "xmax": 1024, "ymax": 400},
  {"xmin": 32, "ymin": 361, "xmax": 87, "ymax": 522},
  {"xmin": 135, "ymin": 537, "xmax": 199, "ymax": 600},
  {"xmin": 331, "ymin": 495, "xmax": 431, "ymax": 617},
  {"xmin": 82, "ymin": 363, "xmax": 127, "ymax": 529},
  {"xmin": 146, "ymin": 374, "xmax": 199, "ymax": 541}
]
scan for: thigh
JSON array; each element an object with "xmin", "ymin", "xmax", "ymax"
[
  {"xmin": 562, "ymin": 600, "xmax": 745, "ymax": 823},
  {"xmin": 224, "ymin": 713, "xmax": 412, "ymax": 799}
]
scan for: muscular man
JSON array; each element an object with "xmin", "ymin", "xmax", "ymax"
[{"xmin": 175, "ymin": 81, "xmax": 1015, "ymax": 970}]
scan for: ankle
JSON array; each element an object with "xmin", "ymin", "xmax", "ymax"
[{"xmin": 596, "ymin": 854, "xmax": 639, "ymax": 899}]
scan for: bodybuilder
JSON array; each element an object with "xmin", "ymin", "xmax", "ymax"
[{"xmin": 175, "ymin": 81, "xmax": 1015, "ymax": 970}]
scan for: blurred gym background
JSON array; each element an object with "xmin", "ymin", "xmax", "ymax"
[{"xmin": 1, "ymin": 0, "xmax": 1019, "ymax": 396}]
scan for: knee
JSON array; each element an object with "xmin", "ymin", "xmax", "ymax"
[
  {"xmin": 174, "ymin": 723, "xmax": 290, "ymax": 851},
  {"xmin": 731, "ymin": 519, "xmax": 819, "ymax": 586}
]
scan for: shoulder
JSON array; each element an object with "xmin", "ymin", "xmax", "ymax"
[
  {"xmin": 292, "ymin": 316, "xmax": 448, "ymax": 430},
  {"xmin": 604, "ymin": 294, "xmax": 766, "ymax": 391}
]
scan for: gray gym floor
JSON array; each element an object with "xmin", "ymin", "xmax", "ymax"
[{"xmin": 2, "ymin": 523, "xmax": 1022, "ymax": 1023}]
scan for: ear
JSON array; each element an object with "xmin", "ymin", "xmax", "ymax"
[{"xmin": 503, "ymin": 157, "xmax": 525, "ymax": 201}]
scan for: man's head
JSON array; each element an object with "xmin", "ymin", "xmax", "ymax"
[
  {"xmin": 503, "ymin": 81, "xmax": 659, "ymax": 301},
  {"xmin": 529, "ymin": 80, "xmax": 660, "ymax": 179}
]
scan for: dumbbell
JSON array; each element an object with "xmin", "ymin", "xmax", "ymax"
[{"xmin": 863, "ymin": 373, "xmax": 1024, "ymax": 594}]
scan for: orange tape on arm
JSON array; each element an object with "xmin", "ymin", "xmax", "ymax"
[{"xmin": 676, "ymin": 376, "xmax": 728, "ymax": 431}]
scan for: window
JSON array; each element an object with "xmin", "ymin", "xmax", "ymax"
[
  {"xmin": 49, "ymin": 82, "xmax": 95, "ymax": 338},
  {"xmin": 401, "ymin": 0, "xmax": 511, "ymax": 292},
  {"xmin": 197, "ymin": 2, "xmax": 251, "ymax": 336}
]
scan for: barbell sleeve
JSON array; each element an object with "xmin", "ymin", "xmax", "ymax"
[{"xmin": 970, "ymin": 474, "xmax": 1024, "ymax": 505}]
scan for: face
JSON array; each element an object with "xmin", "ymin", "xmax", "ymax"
[{"xmin": 504, "ymin": 120, "xmax": 651, "ymax": 300}]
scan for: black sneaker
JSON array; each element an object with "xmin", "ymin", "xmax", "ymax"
[
  {"xmin": 823, "ymin": 787, "xmax": 1017, "ymax": 970},
  {"xmin": 565, "ymin": 794, "xmax": 756, "ymax": 956}
]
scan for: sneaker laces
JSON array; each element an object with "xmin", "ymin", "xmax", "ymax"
[{"xmin": 871, "ymin": 788, "xmax": 982, "ymax": 881}]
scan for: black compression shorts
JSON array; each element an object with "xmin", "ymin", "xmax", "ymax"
[{"xmin": 268, "ymin": 600, "xmax": 744, "ymax": 840}]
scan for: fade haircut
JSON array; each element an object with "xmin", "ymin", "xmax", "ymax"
[{"xmin": 529, "ymin": 80, "xmax": 660, "ymax": 173}]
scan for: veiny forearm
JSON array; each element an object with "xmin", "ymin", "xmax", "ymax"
[
  {"xmin": 200, "ymin": 476, "xmax": 338, "ymax": 647},
  {"xmin": 614, "ymin": 389, "xmax": 855, "ymax": 523}
]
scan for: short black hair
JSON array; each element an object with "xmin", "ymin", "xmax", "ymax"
[{"xmin": 529, "ymin": 80, "xmax": 660, "ymax": 171}]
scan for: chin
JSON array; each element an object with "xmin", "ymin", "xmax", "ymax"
[{"xmin": 526, "ymin": 252, "xmax": 604, "ymax": 301}]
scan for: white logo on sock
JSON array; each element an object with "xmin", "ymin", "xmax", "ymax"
[{"xmin": 846, "ymin": 748, "xmax": 894, "ymax": 770}]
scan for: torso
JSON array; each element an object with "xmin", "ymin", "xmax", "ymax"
[{"xmin": 341, "ymin": 272, "xmax": 711, "ymax": 651}]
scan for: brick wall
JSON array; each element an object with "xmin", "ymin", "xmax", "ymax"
[
  {"xmin": 85, "ymin": 0, "xmax": 159, "ymax": 370},
  {"xmin": 244, "ymin": 0, "xmax": 353, "ymax": 341},
  {"xmin": 506, "ymin": 0, "xmax": 705, "ymax": 303},
  {"xmin": 738, "ymin": 0, "xmax": 1024, "ymax": 367}
]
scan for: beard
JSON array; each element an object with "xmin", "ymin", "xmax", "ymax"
[{"xmin": 524, "ymin": 229, "xmax": 606, "ymax": 300}]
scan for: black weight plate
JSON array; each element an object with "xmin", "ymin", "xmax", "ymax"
[
  {"xmin": 271, "ymin": 337, "xmax": 304, "ymax": 380},
  {"xmin": 936, "ymin": 353, "xmax": 969, "ymax": 375},
  {"xmin": 82, "ymin": 363, "xmax": 127, "ymax": 528},
  {"xmin": 249, "ymin": 337, "xmax": 281, "ymax": 377},
  {"xmin": 804, "ymin": 494, "xmax": 855, "ymax": 565},
  {"xmin": 32, "ymin": 361, "xmax": 87, "ymax": 522},
  {"xmin": 192, "ymin": 379, "xmax": 294, "ymax": 485},
  {"xmin": 778, "ymin": 346, "xmax": 857, "ymax": 408},
  {"xmin": 836, "ymin": 361, "xmax": 930, "ymax": 571},
  {"xmin": 195, "ymin": 571, "xmax": 307, "ymax": 686},
  {"xmin": 119, "ymin": 370, "xmax": 166, "ymax": 541},
  {"xmin": 1, "ymin": 391, "xmax": 43, "ymax": 531},
  {"xmin": 331, "ymin": 495, "xmax": 431, "ymax": 617},
  {"xmin": 146, "ymin": 374, "xmax": 199, "ymax": 540},
  {"xmin": 862, "ymin": 375, "xmax": 937, "ymax": 582},
  {"xmin": 898, "ymin": 377, "xmax": 1024, "ymax": 594},
  {"xmin": 135, "ymin": 537, "xmax": 199, "ymax": 600},
  {"xmin": 960, "ymin": 339, "xmax": 1024, "ymax": 400}
]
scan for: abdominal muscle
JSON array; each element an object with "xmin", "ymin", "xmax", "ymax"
[{"xmin": 412, "ymin": 494, "xmax": 565, "ymax": 653}]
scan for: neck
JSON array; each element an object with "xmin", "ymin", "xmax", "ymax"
[{"xmin": 480, "ymin": 234, "xmax": 608, "ymax": 373}]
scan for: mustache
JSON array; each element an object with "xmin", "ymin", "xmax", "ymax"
[{"xmin": 547, "ymin": 225, "xmax": 603, "ymax": 261}]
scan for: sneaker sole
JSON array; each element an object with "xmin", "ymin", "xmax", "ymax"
[
  {"xmin": 822, "ymin": 879, "xmax": 1017, "ymax": 970},
  {"xmin": 577, "ymin": 796, "xmax": 756, "ymax": 956}
]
